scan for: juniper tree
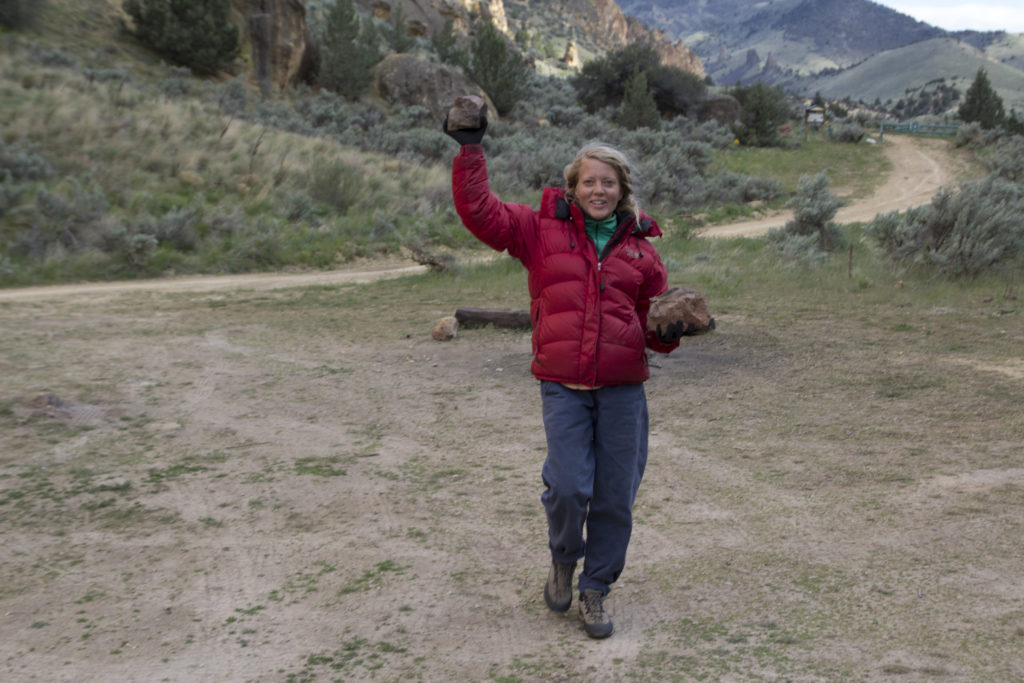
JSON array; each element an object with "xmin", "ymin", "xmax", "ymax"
[
  {"xmin": 381, "ymin": 3, "xmax": 415, "ymax": 54},
  {"xmin": 571, "ymin": 43, "xmax": 705, "ymax": 118},
  {"xmin": 730, "ymin": 82, "xmax": 790, "ymax": 147},
  {"xmin": 0, "ymin": 0, "xmax": 38, "ymax": 28},
  {"xmin": 123, "ymin": 0, "xmax": 239, "ymax": 75},
  {"xmin": 616, "ymin": 70, "xmax": 661, "ymax": 130},
  {"xmin": 958, "ymin": 68, "xmax": 1005, "ymax": 130},
  {"xmin": 466, "ymin": 19, "xmax": 530, "ymax": 116},
  {"xmin": 431, "ymin": 19, "xmax": 466, "ymax": 68},
  {"xmin": 318, "ymin": 0, "xmax": 380, "ymax": 101}
]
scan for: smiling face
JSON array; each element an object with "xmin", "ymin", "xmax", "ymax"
[{"xmin": 573, "ymin": 158, "xmax": 622, "ymax": 221}]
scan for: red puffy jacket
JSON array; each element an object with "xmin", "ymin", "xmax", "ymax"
[{"xmin": 452, "ymin": 145, "xmax": 677, "ymax": 387}]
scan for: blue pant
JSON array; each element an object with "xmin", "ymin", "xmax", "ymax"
[{"xmin": 539, "ymin": 381, "xmax": 649, "ymax": 596}]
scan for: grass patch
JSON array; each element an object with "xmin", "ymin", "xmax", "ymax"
[{"xmin": 713, "ymin": 137, "xmax": 891, "ymax": 197}]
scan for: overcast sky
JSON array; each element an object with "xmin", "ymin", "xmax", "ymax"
[{"xmin": 873, "ymin": 1, "xmax": 1024, "ymax": 33}]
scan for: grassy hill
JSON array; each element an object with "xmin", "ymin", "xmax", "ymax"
[{"xmin": 796, "ymin": 37, "xmax": 1024, "ymax": 114}]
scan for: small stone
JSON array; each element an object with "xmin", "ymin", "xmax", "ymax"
[{"xmin": 446, "ymin": 96, "xmax": 487, "ymax": 131}]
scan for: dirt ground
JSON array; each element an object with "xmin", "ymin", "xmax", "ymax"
[{"xmin": 2, "ymin": 135, "xmax": 1023, "ymax": 682}]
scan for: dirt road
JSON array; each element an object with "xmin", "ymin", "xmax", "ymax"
[{"xmin": 697, "ymin": 134, "xmax": 959, "ymax": 238}]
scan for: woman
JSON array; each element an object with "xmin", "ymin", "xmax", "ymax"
[{"xmin": 445, "ymin": 117, "xmax": 685, "ymax": 638}]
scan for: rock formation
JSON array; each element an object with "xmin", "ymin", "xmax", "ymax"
[
  {"xmin": 359, "ymin": 0, "xmax": 510, "ymax": 39},
  {"xmin": 564, "ymin": 41, "xmax": 580, "ymax": 69},
  {"xmin": 375, "ymin": 54, "xmax": 497, "ymax": 121},
  {"xmin": 230, "ymin": 0, "xmax": 313, "ymax": 90},
  {"xmin": 226, "ymin": 0, "xmax": 704, "ymax": 92}
]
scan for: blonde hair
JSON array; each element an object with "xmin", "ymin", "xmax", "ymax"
[{"xmin": 563, "ymin": 142, "xmax": 640, "ymax": 218}]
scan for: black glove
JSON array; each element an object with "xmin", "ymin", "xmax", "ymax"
[
  {"xmin": 656, "ymin": 320, "xmax": 689, "ymax": 344},
  {"xmin": 442, "ymin": 115, "xmax": 488, "ymax": 146}
]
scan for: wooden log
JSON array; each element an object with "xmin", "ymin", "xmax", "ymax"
[{"xmin": 454, "ymin": 307, "xmax": 531, "ymax": 330}]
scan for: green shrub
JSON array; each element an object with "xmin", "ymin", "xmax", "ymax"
[
  {"xmin": 983, "ymin": 135, "xmax": 1024, "ymax": 182},
  {"xmin": 767, "ymin": 172, "xmax": 846, "ymax": 262},
  {"xmin": 706, "ymin": 171, "xmax": 782, "ymax": 204},
  {"xmin": 835, "ymin": 123, "xmax": 866, "ymax": 143},
  {"xmin": 637, "ymin": 139, "xmax": 715, "ymax": 208},
  {"xmin": 866, "ymin": 175, "xmax": 1024, "ymax": 277},
  {"xmin": 0, "ymin": 171, "xmax": 26, "ymax": 219},
  {"xmin": 136, "ymin": 206, "xmax": 202, "ymax": 251},
  {"xmin": 124, "ymin": 232, "xmax": 159, "ymax": 267},
  {"xmin": 29, "ymin": 47, "xmax": 77, "ymax": 68},
  {"xmin": 123, "ymin": 0, "xmax": 240, "ymax": 76},
  {"xmin": 32, "ymin": 179, "xmax": 109, "ymax": 254},
  {"xmin": 158, "ymin": 66, "xmax": 196, "ymax": 98},
  {"xmin": 487, "ymin": 129, "xmax": 577, "ymax": 194},
  {"xmin": 0, "ymin": 139, "xmax": 54, "ymax": 181},
  {"xmin": 955, "ymin": 122, "xmax": 984, "ymax": 148},
  {"xmin": 306, "ymin": 158, "xmax": 363, "ymax": 213},
  {"xmin": 547, "ymin": 104, "xmax": 588, "ymax": 128}
]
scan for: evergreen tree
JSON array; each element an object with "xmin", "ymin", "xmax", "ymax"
[
  {"xmin": 616, "ymin": 70, "xmax": 660, "ymax": 130},
  {"xmin": 123, "ymin": 0, "xmax": 239, "ymax": 76},
  {"xmin": 431, "ymin": 19, "xmax": 465, "ymax": 68},
  {"xmin": 571, "ymin": 42, "xmax": 705, "ymax": 118},
  {"xmin": 571, "ymin": 43, "xmax": 660, "ymax": 113},
  {"xmin": 1005, "ymin": 109, "xmax": 1024, "ymax": 136},
  {"xmin": 381, "ymin": 3, "xmax": 415, "ymax": 54},
  {"xmin": 318, "ymin": 0, "xmax": 379, "ymax": 101},
  {"xmin": 731, "ymin": 82, "xmax": 790, "ymax": 147},
  {"xmin": 958, "ymin": 68, "xmax": 1005, "ymax": 129},
  {"xmin": 1, "ymin": 0, "xmax": 38, "ymax": 28},
  {"xmin": 466, "ymin": 20, "xmax": 531, "ymax": 116}
]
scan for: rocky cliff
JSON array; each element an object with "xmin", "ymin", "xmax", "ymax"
[
  {"xmin": 230, "ymin": 0, "xmax": 314, "ymax": 90},
  {"xmin": 359, "ymin": 0, "xmax": 702, "ymax": 76},
  {"xmin": 227, "ymin": 0, "xmax": 703, "ymax": 91}
]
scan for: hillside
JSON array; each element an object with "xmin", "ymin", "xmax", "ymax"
[
  {"xmin": 795, "ymin": 37, "xmax": 1024, "ymax": 113},
  {"xmin": 619, "ymin": 0, "xmax": 1024, "ymax": 113}
]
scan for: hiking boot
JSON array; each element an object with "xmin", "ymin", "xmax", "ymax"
[
  {"xmin": 578, "ymin": 589, "xmax": 613, "ymax": 639},
  {"xmin": 543, "ymin": 560, "xmax": 576, "ymax": 613}
]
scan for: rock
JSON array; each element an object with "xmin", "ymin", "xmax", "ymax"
[
  {"xmin": 563, "ymin": 41, "xmax": 580, "ymax": 69},
  {"xmin": 446, "ymin": 96, "xmax": 487, "ymax": 131},
  {"xmin": 432, "ymin": 316, "xmax": 459, "ymax": 341},
  {"xmin": 362, "ymin": 0, "xmax": 510, "ymax": 43},
  {"xmin": 230, "ymin": 0, "xmax": 314, "ymax": 91},
  {"xmin": 647, "ymin": 287, "xmax": 715, "ymax": 335},
  {"xmin": 375, "ymin": 54, "xmax": 496, "ymax": 122}
]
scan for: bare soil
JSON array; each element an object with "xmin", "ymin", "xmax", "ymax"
[{"xmin": 2, "ymin": 135, "xmax": 1023, "ymax": 682}]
